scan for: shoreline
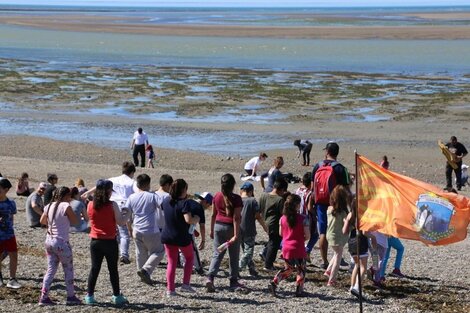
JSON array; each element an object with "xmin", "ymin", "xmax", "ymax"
[{"xmin": 0, "ymin": 15, "xmax": 469, "ymax": 39}]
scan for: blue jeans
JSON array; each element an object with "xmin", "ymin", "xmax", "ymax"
[
  {"xmin": 380, "ymin": 237, "xmax": 404, "ymax": 278},
  {"xmin": 305, "ymin": 212, "xmax": 319, "ymax": 254}
]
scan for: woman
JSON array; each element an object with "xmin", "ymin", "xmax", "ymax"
[
  {"xmin": 206, "ymin": 173, "xmax": 243, "ymax": 292},
  {"xmin": 260, "ymin": 156, "xmax": 285, "ymax": 193},
  {"xmin": 39, "ymin": 187, "xmax": 81, "ymax": 305},
  {"xmin": 69, "ymin": 187, "xmax": 89, "ymax": 233},
  {"xmin": 161, "ymin": 179, "xmax": 200, "ymax": 297},
  {"xmin": 16, "ymin": 172, "xmax": 32, "ymax": 197},
  {"xmin": 85, "ymin": 179, "xmax": 130, "ymax": 306}
]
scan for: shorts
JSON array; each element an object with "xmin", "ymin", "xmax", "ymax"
[
  {"xmin": 0, "ymin": 236, "xmax": 18, "ymax": 253},
  {"xmin": 348, "ymin": 235, "xmax": 368, "ymax": 256},
  {"xmin": 316, "ymin": 204, "xmax": 328, "ymax": 235}
]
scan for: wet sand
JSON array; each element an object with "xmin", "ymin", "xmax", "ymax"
[{"xmin": 1, "ymin": 14, "xmax": 470, "ymax": 39}]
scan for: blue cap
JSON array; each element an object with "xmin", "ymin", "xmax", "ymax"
[
  {"xmin": 240, "ymin": 182, "xmax": 254, "ymax": 191},
  {"xmin": 96, "ymin": 179, "xmax": 113, "ymax": 190},
  {"xmin": 195, "ymin": 192, "xmax": 213, "ymax": 205}
]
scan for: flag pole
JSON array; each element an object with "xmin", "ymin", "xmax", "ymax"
[{"xmin": 355, "ymin": 151, "xmax": 364, "ymax": 313}]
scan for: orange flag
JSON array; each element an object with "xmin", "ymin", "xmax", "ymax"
[{"xmin": 357, "ymin": 154, "xmax": 470, "ymax": 246}]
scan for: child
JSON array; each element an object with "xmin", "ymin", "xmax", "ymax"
[
  {"xmin": 369, "ymin": 231, "xmax": 388, "ymax": 287},
  {"xmin": 343, "ymin": 198, "xmax": 372, "ymax": 299},
  {"xmin": 39, "ymin": 187, "xmax": 81, "ymax": 305},
  {"xmin": 239, "ymin": 182, "xmax": 268, "ymax": 277},
  {"xmin": 380, "ymin": 236, "xmax": 406, "ymax": 279},
  {"xmin": 0, "ymin": 178, "xmax": 21, "ymax": 289},
  {"xmin": 146, "ymin": 145, "xmax": 155, "ymax": 168},
  {"xmin": 85, "ymin": 179, "xmax": 131, "ymax": 306},
  {"xmin": 325, "ymin": 185, "xmax": 350, "ymax": 286},
  {"xmin": 294, "ymin": 172, "xmax": 318, "ymax": 262},
  {"xmin": 380, "ymin": 156, "xmax": 389, "ymax": 170},
  {"xmin": 268, "ymin": 194, "xmax": 309, "ymax": 297},
  {"xmin": 16, "ymin": 172, "xmax": 32, "ymax": 197}
]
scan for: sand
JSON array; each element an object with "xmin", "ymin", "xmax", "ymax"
[{"xmin": 1, "ymin": 14, "xmax": 470, "ymax": 39}]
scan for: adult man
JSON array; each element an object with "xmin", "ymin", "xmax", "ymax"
[
  {"xmin": 131, "ymin": 127, "xmax": 149, "ymax": 168},
  {"xmin": 311, "ymin": 142, "xmax": 350, "ymax": 269},
  {"xmin": 82, "ymin": 161, "xmax": 137, "ymax": 264},
  {"xmin": 25, "ymin": 182, "xmax": 48, "ymax": 228},
  {"xmin": 445, "ymin": 136, "xmax": 468, "ymax": 191},
  {"xmin": 125, "ymin": 174, "xmax": 165, "ymax": 285},
  {"xmin": 294, "ymin": 139, "xmax": 313, "ymax": 166},
  {"xmin": 259, "ymin": 178, "xmax": 288, "ymax": 270},
  {"xmin": 43, "ymin": 173, "xmax": 58, "ymax": 206},
  {"xmin": 243, "ymin": 153, "xmax": 268, "ymax": 177}
]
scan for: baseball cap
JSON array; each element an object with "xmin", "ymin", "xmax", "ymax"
[
  {"xmin": 240, "ymin": 182, "xmax": 254, "ymax": 191},
  {"xmin": 96, "ymin": 179, "xmax": 113, "ymax": 190},
  {"xmin": 0, "ymin": 178, "xmax": 12, "ymax": 189},
  {"xmin": 323, "ymin": 142, "xmax": 339, "ymax": 156},
  {"xmin": 38, "ymin": 182, "xmax": 49, "ymax": 190},
  {"xmin": 195, "ymin": 192, "xmax": 213, "ymax": 205}
]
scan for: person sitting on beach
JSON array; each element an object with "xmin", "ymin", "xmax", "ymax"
[
  {"xmin": 25, "ymin": 182, "xmax": 48, "ymax": 228},
  {"xmin": 0, "ymin": 178, "xmax": 22, "ymax": 289},
  {"xmin": 75, "ymin": 178, "xmax": 88, "ymax": 198},
  {"xmin": 16, "ymin": 172, "xmax": 33, "ymax": 197},
  {"xmin": 146, "ymin": 145, "xmax": 155, "ymax": 169},
  {"xmin": 293, "ymin": 139, "xmax": 313, "ymax": 167},
  {"xmin": 259, "ymin": 177, "xmax": 288, "ymax": 271},
  {"xmin": 131, "ymin": 127, "xmax": 149, "ymax": 168},
  {"xmin": 243, "ymin": 153, "xmax": 268, "ymax": 178},
  {"xmin": 239, "ymin": 182, "xmax": 267, "ymax": 277},
  {"xmin": 206, "ymin": 174, "xmax": 244, "ymax": 292},
  {"xmin": 44, "ymin": 173, "xmax": 58, "ymax": 206},
  {"xmin": 260, "ymin": 156, "xmax": 285, "ymax": 193},
  {"xmin": 125, "ymin": 174, "xmax": 165, "ymax": 286},
  {"xmin": 85, "ymin": 179, "xmax": 131, "ymax": 306},
  {"xmin": 268, "ymin": 194, "xmax": 309, "ymax": 297},
  {"xmin": 69, "ymin": 187, "xmax": 89, "ymax": 233},
  {"xmin": 39, "ymin": 187, "xmax": 81, "ymax": 305},
  {"xmin": 161, "ymin": 179, "xmax": 200, "ymax": 296}
]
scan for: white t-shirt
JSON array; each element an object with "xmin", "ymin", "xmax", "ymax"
[
  {"xmin": 109, "ymin": 174, "xmax": 137, "ymax": 206},
  {"xmin": 244, "ymin": 156, "xmax": 261, "ymax": 171},
  {"xmin": 133, "ymin": 131, "xmax": 148, "ymax": 145}
]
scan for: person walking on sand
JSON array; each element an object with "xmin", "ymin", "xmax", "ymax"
[
  {"xmin": 131, "ymin": 127, "xmax": 149, "ymax": 168},
  {"xmin": 311, "ymin": 142, "xmax": 350, "ymax": 269},
  {"xmin": 268, "ymin": 194, "xmax": 309, "ymax": 297},
  {"xmin": 445, "ymin": 136, "xmax": 468, "ymax": 191},
  {"xmin": 85, "ymin": 179, "xmax": 130, "ymax": 306},
  {"xmin": 294, "ymin": 139, "xmax": 313, "ymax": 166},
  {"xmin": 206, "ymin": 174, "xmax": 244, "ymax": 292},
  {"xmin": 39, "ymin": 187, "xmax": 81, "ymax": 306},
  {"xmin": 161, "ymin": 179, "xmax": 200, "ymax": 297},
  {"xmin": 124, "ymin": 174, "xmax": 165, "ymax": 286},
  {"xmin": 146, "ymin": 145, "xmax": 155, "ymax": 168}
]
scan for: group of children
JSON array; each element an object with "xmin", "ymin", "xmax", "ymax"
[{"xmin": 0, "ymin": 154, "xmax": 408, "ymax": 306}]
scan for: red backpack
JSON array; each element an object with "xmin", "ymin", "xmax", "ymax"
[{"xmin": 314, "ymin": 161, "xmax": 338, "ymax": 205}]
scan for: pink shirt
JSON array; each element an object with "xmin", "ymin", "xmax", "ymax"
[
  {"xmin": 44, "ymin": 202, "xmax": 71, "ymax": 242},
  {"xmin": 280, "ymin": 214, "xmax": 307, "ymax": 260}
]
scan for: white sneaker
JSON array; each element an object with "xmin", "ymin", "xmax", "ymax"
[
  {"xmin": 7, "ymin": 278, "xmax": 21, "ymax": 289},
  {"xmin": 166, "ymin": 290, "xmax": 177, "ymax": 297},
  {"xmin": 179, "ymin": 284, "xmax": 196, "ymax": 293}
]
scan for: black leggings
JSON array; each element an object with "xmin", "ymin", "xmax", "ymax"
[{"xmin": 87, "ymin": 238, "xmax": 120, "ymax": 296}]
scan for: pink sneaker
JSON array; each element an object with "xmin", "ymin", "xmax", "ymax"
[
  {"xmin": 327, "ymin": 280, "xmax": 337, "ymax": 287},
  {"xmin": 323, "ymin": 270, "xmax": 331, "ymax": 277}
]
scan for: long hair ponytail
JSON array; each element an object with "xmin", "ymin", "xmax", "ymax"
[
  {"xmin": 221, "ymin": 173, "xmax": 236, "ymax": 217},
  {"xmin": 283, "ymin": 194, "xmax": 301, "ymax": 229},
  {"xmin": 169, "ymin": 179, "xmax": 188, "ymax": 206}
]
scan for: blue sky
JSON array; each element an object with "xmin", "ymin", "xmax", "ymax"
[{"xmin": 0, "ymin": 0, "xmax": 469, "ymax": 7}]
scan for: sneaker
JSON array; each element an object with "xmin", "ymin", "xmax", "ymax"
[
  {"xmin": 258, "ymin": 251, "xmax": 266, "ymax": 262},
  {"xmin": 389, "ymin": 268, "xmax": 405, "ymax": 278},
  {"xmin": 179, "ymin": 284, "xmax": 196, "ymax": 293},
  {"xmin": 205, "ymin": 279, "xmax": 215, "ymax": 293},
  {"xmin": 373, "ymin": 280, "xmax": 385, "ymax": 289},
  {"xmin": 295, "ymin": 285, "xmax": 304, "ymax": 297},
  {"xmin": 195, "ymin": 267, "xmax": 206, "ymax": 276},
  {"xmin": 268, "ymin": 282, "xmax": 277, "ymax": 296},
  {"xmin": 66, "ymin": 295, "xmax": 82, "ymax": 305},
  {"xmin": 350, "ymin": 287, "xmax": 361, "ymax": 299},
  {"xmin": 263, "ymin": 266, "xmax": 276, "ymax": 272},
  {"xmin": 321, "ymin": 263, "xmax": 329, "ymax": 270},
  {"xmin": 340, "ymin": 258, "xmax": 349, "ymax": 267},
  {"xmin": 166, "ymin": 290, "xmax": 177, "ymax": 297},
  {"xmin": 229, "ymin": 280, "xmax": 246, "ymax": 292},
  {"xmin": 248, "ymin": 267, "xmax": 259, "ymax": 277},
  {"xmin": 327, "ymin": 280, "xmax": 337, "ymax": 287},
  {"xmin": 111, "ymin": 294, "xmax": 129, "ymax": 306},
  {"xmin": 39, "ymin": 295, "xmax": 55, "ymax": 306},
  {"xmin": 323, "ymin": 270, "xmax": 331, "ymax": 277},
  {"xmin": 6, "ymin": 278, "xmax": 21, "ymax": 289},
  {"xmin": 84, "ymin": 294, "xmax": 97, "ymax": 305},
  {"xmin": 137, "ymin": 269, "xmax": 153, "ymax": 285},
  {"xmin": 119, "ymin": 256, "xmax": 131, "ymax": 265}
]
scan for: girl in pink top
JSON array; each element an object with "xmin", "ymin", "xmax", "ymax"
[
  {"xmin": 268, "ymin": 194, "xmax": 310, "ymax": 297},
  {"xmin": 39, "ymin": 187, "xmax": 80, "ymax": 306}
]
